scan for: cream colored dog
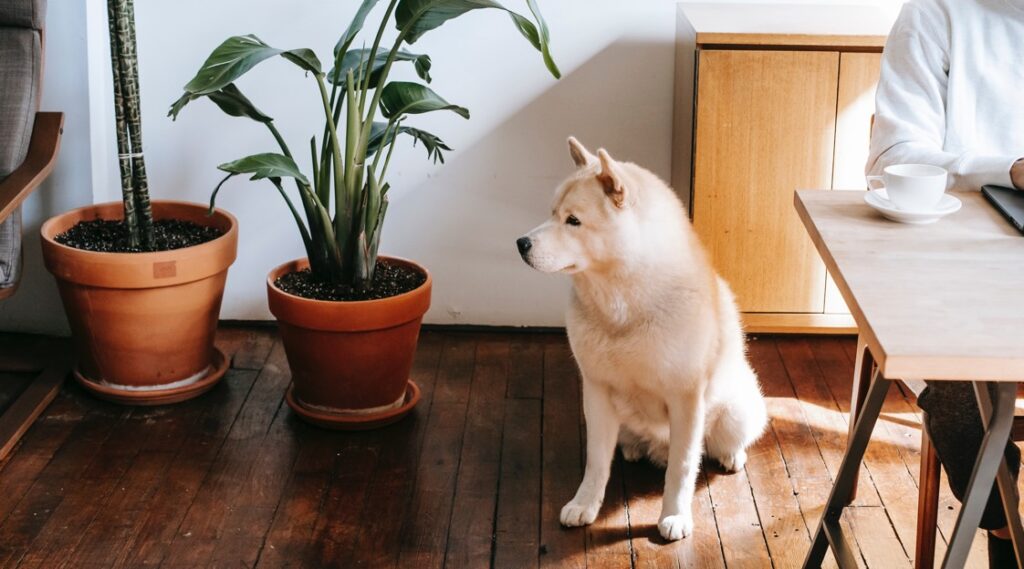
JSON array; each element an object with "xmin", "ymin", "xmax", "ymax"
[{"xmin": 517, "ymin": 138, "xmax": 767, "ymax": 541}]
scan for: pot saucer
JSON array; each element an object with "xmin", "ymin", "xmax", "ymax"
[
  {"xmin": 285, "ymin": 380, "xmax": 421, "ymax": 431},
  {"xmin": 73, "ymin": 347, "xmax": 229, "ymax": 406},
  {"xmin": 864, "ymin": 189, "xmax": 962, "ymax": 225}
]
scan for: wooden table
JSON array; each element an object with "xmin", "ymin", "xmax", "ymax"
[{"xmin": 793, "ymin": 189, "xmax": 1024, "ymax": 568}]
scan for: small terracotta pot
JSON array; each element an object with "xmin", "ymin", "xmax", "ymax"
[
  {"xmin": 40, "ymin": 201, "xmax": 237, "ymax": 404},
  {"xmin": 267, "ymin": 256, "xmax": 431, "ymax": 430}
]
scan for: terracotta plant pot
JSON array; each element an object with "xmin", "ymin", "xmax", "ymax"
[
  {"xmin": 40, "ymin": 200, "xmax": 238, "ymax": 405},
  {"xmin": 267, "ymin": 256, "xmax": 431, "ymax": 430}
]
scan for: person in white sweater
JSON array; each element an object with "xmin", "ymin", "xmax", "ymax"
[
  {"xmin": 868, "ymin": 1, "xmax": 1024, "ymax": 566},
  {"xmin": 868, "ymin": 0, "xmax": 1024, "ymax": 191}
]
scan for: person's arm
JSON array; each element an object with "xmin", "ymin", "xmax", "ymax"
[
  {"xmin": 1012, "ymin": 159, "xmax": 1024, "ymax": 190},
  {"xmin": 867, "ymin": 4, "xmax": 1019, "ymax": 191}
]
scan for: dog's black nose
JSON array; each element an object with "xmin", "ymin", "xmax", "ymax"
[{"xmin": 516, "ymin": 237, "xmax": 532, "ymax": 255}]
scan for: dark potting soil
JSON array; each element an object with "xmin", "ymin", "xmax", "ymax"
[
  {"xmin": 55, "ymin": 219, "xmax": 223, "ymax": 253},
  {"xmin": 275, "ymin": 262, "xmax": 426, "ymax": 302}
]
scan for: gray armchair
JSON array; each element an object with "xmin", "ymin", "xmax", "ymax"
[{"xmin": 0, "ymin": 0, "xmax": 65, "ymax": 460}]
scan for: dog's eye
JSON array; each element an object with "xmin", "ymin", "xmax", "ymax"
[{"xmin": 565, "ymin": 215, "xmax": 581, "ymax": 227}]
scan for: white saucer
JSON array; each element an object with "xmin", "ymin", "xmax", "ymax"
[{"xmin": 864, "ymin": 189, "xmax": 961, "ymax": 225}]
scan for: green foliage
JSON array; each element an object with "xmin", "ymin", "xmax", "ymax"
[{"xmin": 172, "ymin": 0, "xmax": 559, "ymax": 291}]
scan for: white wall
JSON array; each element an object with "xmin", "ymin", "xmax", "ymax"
[{"xmin": 1, "ymin": 0, "xmax": 903, "ymax": 334}]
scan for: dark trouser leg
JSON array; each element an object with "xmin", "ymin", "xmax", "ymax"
[{"xmin": 917, "ymin": 381, "xmax": 1021, "ymax": 531}]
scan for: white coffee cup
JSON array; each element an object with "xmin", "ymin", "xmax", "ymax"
[{"xmin": 866, "ymin": 164, "xmax": 948, "ymax": 212}]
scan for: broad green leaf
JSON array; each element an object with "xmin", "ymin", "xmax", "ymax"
[
  {"xmin": 184, "ymin": 35, "xmax": 322, "ymax": 95},
  {"xmin": 217, "ymin": 153, "xmax": 310, "ymax": 185},
  {"xmin": 366, "ymin": 122, "xmax": 452, "ymax": 163},
  {"xmin": 327, "ymin": 48, "xmax": 431, "ymax": 87},
  {"xmin": 168, "ymin": 83, "xmax": 272, "ymax": 123},
  {"xmin": 394, "ymin": 0, "xmax": 560, "ymax": 78},
  {"xmin": 334, "ymin": 0, "xmax": 382, "ymax": 57},
  {"xmin": 379, "ymin": 82, "xmax": 469, "ymax": 120},
  {"xmin": 525, "ymin": 0, "xmax": 558, "ymax": 78}
]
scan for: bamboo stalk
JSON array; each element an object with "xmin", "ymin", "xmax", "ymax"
[
  {"xmin": 114, "ymin": 0, "xmax": 155, "ymax": 250},
  {"xmin": 107, "ymin": 0, "xmax": 139, "ymax": 248}
]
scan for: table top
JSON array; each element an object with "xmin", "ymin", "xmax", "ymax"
[
  {"xmin": 679, "ymin": 3, "xmax": 896, "ymax": 49},
  {"xmin": 795, "ymin": 190, "xmax": 1024, "ymax": 382}
]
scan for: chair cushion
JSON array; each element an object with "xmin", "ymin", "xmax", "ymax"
[
  {"xmin": 0, "ymin": 14, "xmax": 41, "ymax": 293},
  {"xmin": 0, "ymin": 28, "xmax": 39, "ymax": 178},
  {"xmin": 0, "ymin": 207, "xmax": 20, "ymax": 290},
  {"xmin": 0, "ymin": 0, "xmax": 45, "ymax": 30}
]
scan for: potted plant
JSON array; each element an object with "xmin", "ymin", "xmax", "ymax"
[
  {"xmin": 171, "ymin": 0, "xmax": 559, "ymax": 429},
  {"xmin": 40, "ymin": 0, "xmax": 238, "ymax": 405}
]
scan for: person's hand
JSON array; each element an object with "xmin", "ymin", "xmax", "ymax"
[{"xmin": 1012, "ymin": 158, "xmax": 1024, "ymax": 190}]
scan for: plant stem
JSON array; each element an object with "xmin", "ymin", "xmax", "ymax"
[
  {"xmin": 115, "ymin": 0, "xmax": 155, "ymax": 250},
  {"xmin": 107, "ymin": 0, "xmax": 139, "ymax": 248},
  {"xmin": 358, "ymin": 0, "xmax": 400, "ymax": 116},
  {"xmin": 315, "ymin": 73, "xmax": 346, "ymax": 240},
  {"xmin": 358, "ymin": 31, "xmax": 408, "ymax": 161},
  {"xmin": 379, "ymin": 125, "xmax": 400, "ymax": 183}
]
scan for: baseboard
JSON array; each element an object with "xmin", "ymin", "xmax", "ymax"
[{"xmin": 743, "ymin": 312, "xmax": 858, "ymax": 335}]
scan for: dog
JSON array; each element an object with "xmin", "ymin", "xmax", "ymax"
[{"xmin": 516, "ymin": 137, "xmax": 768, "ymax": 541}]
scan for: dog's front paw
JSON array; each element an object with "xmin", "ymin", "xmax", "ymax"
[
  {"xmin": 718, "ymin": 449, "xmax": 747, "ymax": 473},
  {"xmin": 560, "ymin": 500, "xmax": 600, "ymax": 527},
  {"xmin": 658, "ymin": 514, "xmax": 693, "ymax": 541}
]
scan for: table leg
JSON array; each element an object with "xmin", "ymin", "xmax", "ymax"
[
  {"xmin": 941, "ymin": 382, "xmax": 1018, "ymax": 568},
  {"xmin": 846, "ymin": 337, "xmax": 873, "ymax": 505},
  {"xmin": 972, "ymin": 382, "xmax": 1024, "ymax": 567},
  {"xmin": 803, "ymin": 368, "xmax": 892, "ymax": 569}
]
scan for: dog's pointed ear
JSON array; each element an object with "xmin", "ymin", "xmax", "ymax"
[
  {"xmin": 568, "ymin": 136, "xmax": 597, "ymax": 168},
  {"xmin": 596, "ymin": 149, "xmax": 628, "ymax": 207}
]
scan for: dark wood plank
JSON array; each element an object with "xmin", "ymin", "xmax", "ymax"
[
  {"xmin": 205, "ymin": 343, "xmax": 302, "ymax": 567},
  {"xmin": 623, "ymin": 459, "xmax": 723, "ymax": 569},
  {"xmin": 394, "ymin": 334, "xmax": 476, "ymax": 568},
  {"xmin": 49, "ymin": 389, "xmax": 212, "ymax": 568},
  {"xmin": 539, "ymin": 339, "xmax": 587, "ymax": 569},
  {"xmin": 810, "ymin": 336, "xmax": 919, "ymax": 565},
  {"xmin": 0, "ymin": 396, "xmax": 127, "ymax": 567},
  {"xmin": 748, "ymin": 336, "xmax": 849, "ymax": 569},
  {"xmin": 494, "ymin": 398, "xmax": 542, "ymax": 569},
  {"xmin": 223, "ymin": 327, "xmax": 276, "ymax": 370},
  {"xmin": 507, "ymin": 335, "xmax": 544, "ymax": 400},
  {"xmin": 444, "ymin": 339, "xmax": 510, "ymax": 568},
  {"xmin": 17, "ymin": 394, "xmax": 216, "ymax": 568},
  {"xmin": 0, "ymin": 356, "xmax": 67, "ymax": 462},
  {"xmin": 258, "ymin": 329, "xmax": 442, "ymax": 569},
  {"xmin": 117, "ymin": 368, "xmax": 261, "ymax": 567},
  {"xmin": 0, "ymin": 393, "xmax": 84, "ymax": 522},
  {"xmin": 707, "ymin": 465, "xmax": 772, "ymax": 568},
  {"xmin": 775, "ymin": 337, "xmax": 881, "ymax": 508},
  {"xmin": 744, "ymin": 336, "xmax": 827, "ymax": 569},
  {"xmin": 160, "ymin": 341, "xmax": 294, "ymax": 567},
  {"xmin": 585, "ymin": 455, "xmax": 632, "ymax": 568}
]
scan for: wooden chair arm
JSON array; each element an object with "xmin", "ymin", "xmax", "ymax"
[{"xmin": 0, "ymin": 112, "xmax": 64, "ymax": 222}]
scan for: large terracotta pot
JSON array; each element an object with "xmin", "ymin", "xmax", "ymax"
[
  {"xmin": 267, "ymin": 256, "xmax": 431, "ymax": 430},
  {"xmin": 40, "ymin": 200, "xmax": 237, "ymax": 405}
]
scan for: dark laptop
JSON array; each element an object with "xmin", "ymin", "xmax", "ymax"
[{"xmin": 981, "ymin": 185, "xmax": 1024, "ymax": 234}]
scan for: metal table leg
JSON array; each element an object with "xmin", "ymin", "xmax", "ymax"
[
  {"xmin": 970, "ymin": 381, "xmax": 1024, "ymax": 567},
  {"xmin": 941, "ymin": 381, "xmax": 1019, "ymax": 568},
  {"xmin": 803, "ymin": 367, "xmax": 892, "ymax": 569}
]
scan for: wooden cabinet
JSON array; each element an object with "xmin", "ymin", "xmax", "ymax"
[{"xmin": 672, "ymin": 4, "xmax": 891, "ymax": 333}]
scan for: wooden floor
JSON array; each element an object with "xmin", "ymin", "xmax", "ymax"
[{"xmin": 0, "ymin": 328, "xmax": 1000, "ymax": 568}]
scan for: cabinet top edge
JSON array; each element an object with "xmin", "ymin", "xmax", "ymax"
[
  {"xmin": 680, "ymin": 2, "xmax": 896, "ymax": 49},
  {"xmin": 696, "ymin": 32, "xmax": 887, "ymax": 50}
]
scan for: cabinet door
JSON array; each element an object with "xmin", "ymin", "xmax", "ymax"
[
  {"xmin": 826, "ymin": 52, "xmax": 882, "ymax": 313},
  {"xmin": 693, "ymin": 49, "xmax": 839, "ymax": 314}
]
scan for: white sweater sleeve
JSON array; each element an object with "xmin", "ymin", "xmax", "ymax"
[{"xmin": 866, "ymin": 3, "xmax": 1017, "ymax": 191}]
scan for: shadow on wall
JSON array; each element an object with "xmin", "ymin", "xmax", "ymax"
[{"xmin": 385, "ymin": 40, "xmax": 675, "ymax": 326}]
